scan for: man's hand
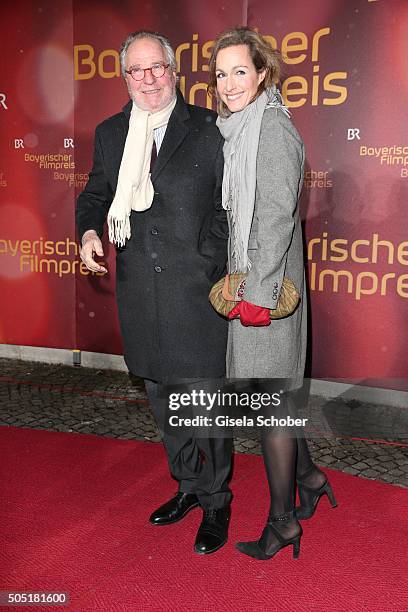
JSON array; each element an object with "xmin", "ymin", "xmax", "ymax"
[{"xmin": 80, "ymin": 230, "xmax": 108, "ymax": 274}]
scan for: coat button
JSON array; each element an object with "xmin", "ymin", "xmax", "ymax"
[
  {"xmin": 154, "ymin": 265, "xmax": 162, "ymax": 273},
  {"xmin": 151, "ymin": 228, "xmax": 158, "ymax": 235}
]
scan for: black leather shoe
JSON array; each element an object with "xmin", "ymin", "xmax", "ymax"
[
  {"xmin": 194, "ymin": 506, "xmax": 231, "ymax": 554},
  {"xmin": 149, "ymin": 492, "xmax": 199, "ymax": 526}
]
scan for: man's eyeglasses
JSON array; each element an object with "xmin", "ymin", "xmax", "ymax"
[{"xmin": 125, "ymin": 63, "xmax": 170, "ymax": 81}]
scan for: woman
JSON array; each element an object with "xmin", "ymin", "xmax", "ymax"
[{"xmin": 208, "ymin": 27, "xmax": 337, "ymax": 560}]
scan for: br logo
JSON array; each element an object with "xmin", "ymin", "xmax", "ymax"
[{"xmin": 347, "ymin": 128, "xmax": 360, "ymax": 140}]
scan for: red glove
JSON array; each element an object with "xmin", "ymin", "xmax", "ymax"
[{"xmin": 228, "ymin": 300, "xmax": 271, "ymax": 327}]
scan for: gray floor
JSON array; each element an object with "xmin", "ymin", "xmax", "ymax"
[{"xmin": 1, "ymin": 358, "xmax": 407, "ymax": 488}]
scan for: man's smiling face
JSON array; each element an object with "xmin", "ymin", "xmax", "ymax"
[{"xmin": 124, "ymin": 37, "xmax": 176, "ymax": 113}]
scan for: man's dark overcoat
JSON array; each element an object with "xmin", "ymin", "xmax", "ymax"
[{"xmin": 76, "ymin": 91, "xmax": 228, "ymax": 382}]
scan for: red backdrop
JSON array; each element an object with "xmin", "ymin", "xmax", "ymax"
[{"xmin": 1, "ymin": 0, "xmax": 407, "ymax": 388}]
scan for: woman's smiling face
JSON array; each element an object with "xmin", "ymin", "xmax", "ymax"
[{"xmin": 215, "ymin": 44, "xmax": 266, "ymax": 113}]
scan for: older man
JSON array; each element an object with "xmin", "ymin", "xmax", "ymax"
[{"xmin": 76, "ymin": 31, "xmax": 232, "ymax": 554}]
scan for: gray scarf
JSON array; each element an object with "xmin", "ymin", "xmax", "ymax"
[{"xmin": 216, "ymin": 87, "xmax": 290, "ymax": 273}]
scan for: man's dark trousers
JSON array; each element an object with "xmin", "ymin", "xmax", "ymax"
[{"xmin": 144, "ymin": 378, "xmax": 233, "ymax": 510}]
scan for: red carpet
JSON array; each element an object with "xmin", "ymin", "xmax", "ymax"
[{"xmin": 0, "ymin": 426, "xmax": 407, "ymax": 611}]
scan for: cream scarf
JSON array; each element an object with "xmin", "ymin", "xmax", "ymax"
[{"xmin": 108, "ymin": 96, "xmax": 177, "ymax": 246}]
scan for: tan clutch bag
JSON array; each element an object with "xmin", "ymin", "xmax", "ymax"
[{"xmin": 209, "ymin": 273, "xmax": 300, "ymax": 319}]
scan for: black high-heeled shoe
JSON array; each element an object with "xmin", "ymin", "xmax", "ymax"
[
  {"xmin": 236, "ymin": 511, "xmax": 302, "ymax": 560},
  {"xmin": 296, "ymin": 468, "xmax": 338, "ymax": 520}
]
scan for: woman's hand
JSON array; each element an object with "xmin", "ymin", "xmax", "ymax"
[{"xmin": 228, "ymin": 300, "xmax": 271, "ymax": 327}]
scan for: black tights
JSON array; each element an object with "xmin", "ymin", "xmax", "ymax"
[
  {"xmin": 257, "ymin": 402, "xmax": 325, "ymax": 553},
  {"xmin": 261, "ymin": 433, "xmax": 325, "ymax": 518}
]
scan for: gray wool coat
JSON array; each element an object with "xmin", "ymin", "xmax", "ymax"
[{"xmin": 226, "ymin": 107, "xmax": 307, "ymax": 381}]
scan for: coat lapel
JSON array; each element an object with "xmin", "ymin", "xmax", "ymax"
[
  {"xmin": 117, "ymin": 91, "xmax": 190, "ymax": 184},
  {"xmin": 151, "ymin": 89, "xmax": 190, "ymax": 181},
  {"xmin": 108, "ymin": 100, "xmax": 132, "ymax": 189}
]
